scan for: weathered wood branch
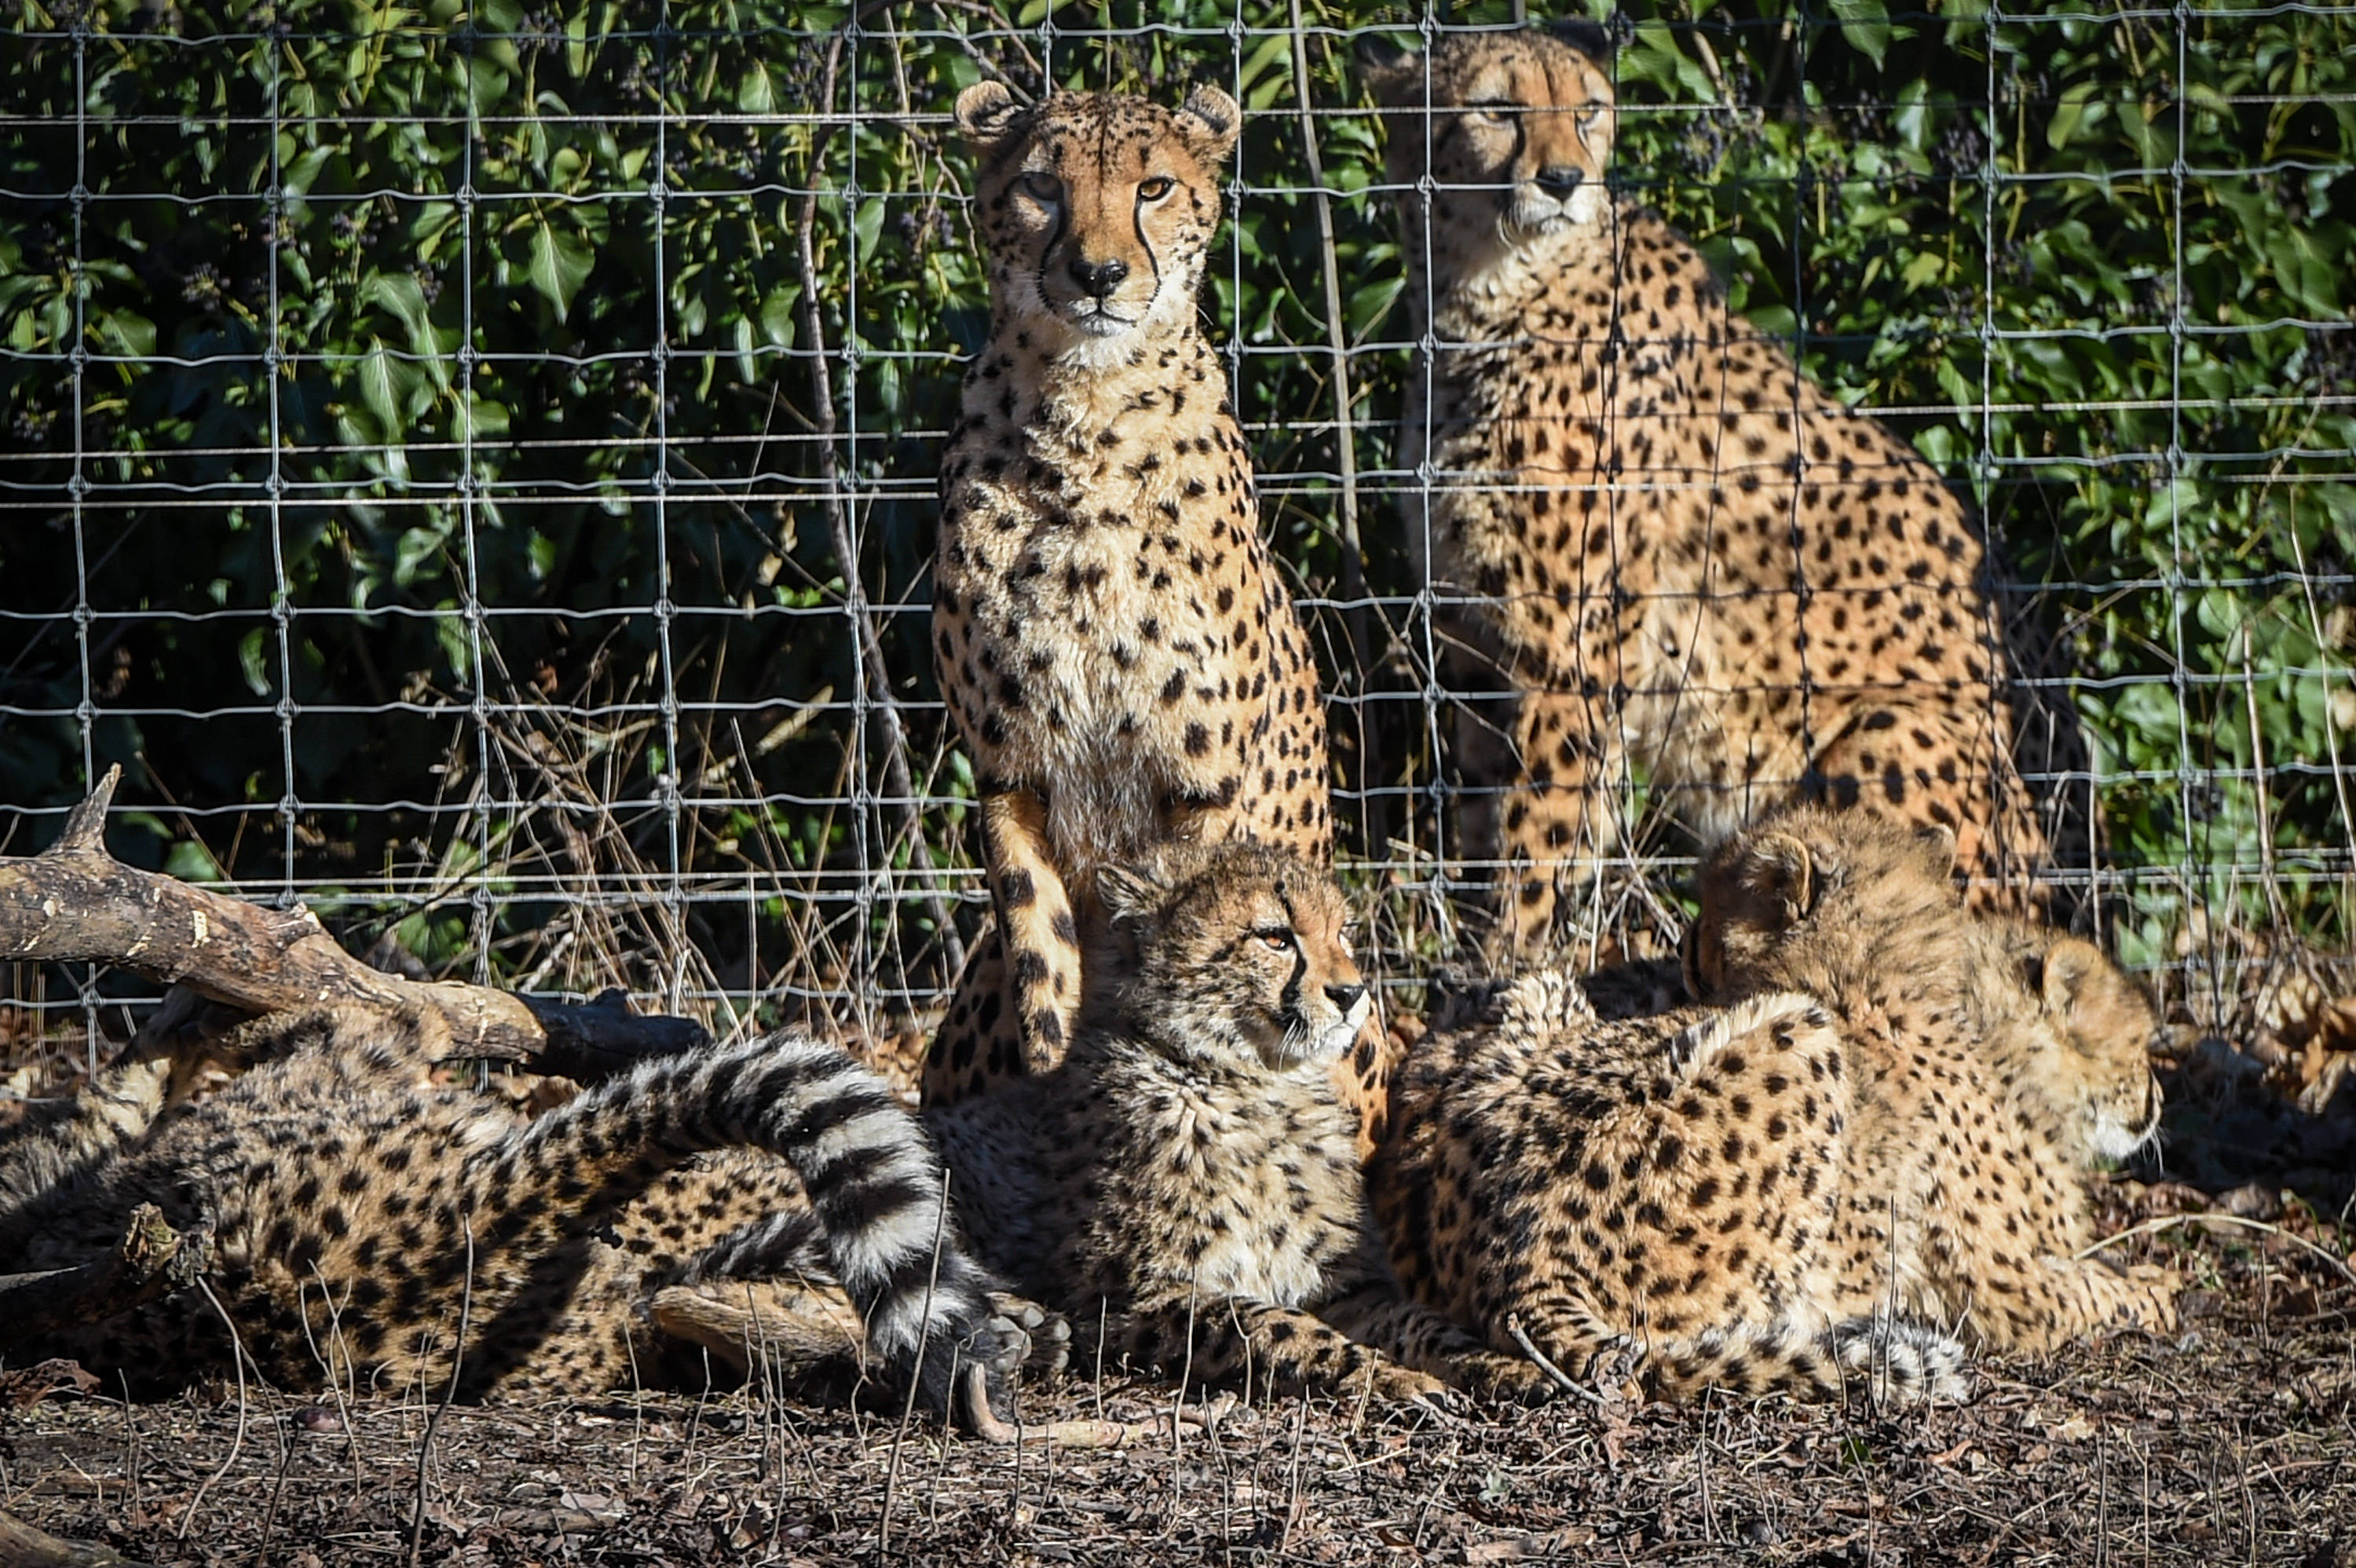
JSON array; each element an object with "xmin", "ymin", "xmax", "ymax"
[
  {"xmin": 1, "ymin": 769, "xmax": 708, "ymax": 1079},
  {"xmin": 0, "ymin": 1204, "xmax": 207, "ymax": 1343},
  {"xmin": 0, "ymin": 1511, "xmax": 157, "ymax": 1568}
]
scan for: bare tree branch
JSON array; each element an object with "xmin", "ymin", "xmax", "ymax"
[{"xmin": 1, "ymin": 769, "xmax": 707, "ymax": 1079}]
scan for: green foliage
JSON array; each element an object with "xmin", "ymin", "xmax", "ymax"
[{"xmin": 2, "ymin": 0, "xmax": 2351, "ymax": 985}]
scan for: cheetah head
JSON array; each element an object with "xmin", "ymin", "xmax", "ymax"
[
  {"xmin": 1685, "ymin": 806, "xmax": 1965, "ymax": 998},
  {"xmin": 1358, "ymin": 23, "xmax": 1617, "ymax": 265},
  {"xmin": 1987, "ymin": 927, "xmax": 2165, "ymax": 1164},
  {"xmin": 1095, "ymin": 839, "xmax": 1371, "ymax": 1074},
  {"xmin": 955, "ymin": 82, "xmax": 1238, "ymax": 364}
]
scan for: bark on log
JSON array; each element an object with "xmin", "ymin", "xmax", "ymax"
[
  {"xmin": 0, "ymin": 769, "xmax": 708, "ymax": 1079},
  {"xmin": 0, "ymin": 1511, "xmax": 157, "ymax": 1568},
  {"xmin": 0, "ymin": 1204, "xmax": 206, "ymax": 1343}
]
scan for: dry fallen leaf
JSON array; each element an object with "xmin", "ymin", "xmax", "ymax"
[{"xmin": 0, "ymin": 1359, "xmax": 98, "ymax": 1410}]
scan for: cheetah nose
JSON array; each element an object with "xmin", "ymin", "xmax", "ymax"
[
  {"xmin": 1534, "ymin": 165, "xmax": 1586, "ymax": 197},
  {"xmin": 1066, "ymin": 256, "xmax": 1130, "ymax": 300},
  {"xmin": 1325, "ymin": 982, "xmax": 1366, "ymax": 1015}
]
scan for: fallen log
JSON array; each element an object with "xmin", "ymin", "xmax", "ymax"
[
  {"xmin": 0, "ymin": 769, "xmax": 707, "ymax": 1080},
  {"xmin": 0, "ymin": 1510, "xmax": 156, "ymax": 1568}
]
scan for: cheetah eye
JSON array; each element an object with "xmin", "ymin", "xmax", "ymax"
[
  {"xmin": 1136, "ymin": 176, "xmax": 1175, "ymax": 201},
  {"xmin": 1255, "ymin": 928, "xmax": 1294, "ymax": 953},
  {"xmin": 1576, "ymin": 107, "xmax": 1604, "ymax": 133},
  {"xmin": 1019, "ymin": 171, "xmax": 1063, "ymax": 203},
  {"xmin": 1466, "ymin": 101, "xmax": 1517, "ymax": 128}
]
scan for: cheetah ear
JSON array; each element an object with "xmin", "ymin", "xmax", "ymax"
[
  {"xmin": 1548, "ymin": 16, "xmax": 1617, "ymax": 65},
  {"xmin": 1096, "ymin": 860, "xmax": 1173, "ymax": 923},
  {"xmin": 1174, "ymin": 83, "xmax": 1242, "ymax": 163},
  {"xmin": 1354, "ymin": 34, "xmax": 1422, "ymax": 104},
  {"xmin": 2039, "ymin": 938, "xmax": 2104, "ymax": 1019},
  {"xmin": 954, "ymin": 81, "xmax": 1032, "ymax": 159},
  {"xmin": 1738, "ymin": 832, "xmax": 1816, "ymax": 927},
  {"xmin": 1913, "ymin": 822, "xmax": 1959, "ymax": 876}
]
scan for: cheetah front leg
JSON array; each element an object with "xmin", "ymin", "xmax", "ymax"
[
  {"xmin": 925, "ymin": 789, "xmax": 1084, "ymax": 1105},
  {"xmin": 923, "ymin": 927, "xmax": 1022, "ymax": 1106},
  {"xmin": 980, "ymin": 788, "xmax": 1085, "ymax": 1074},
  {"xmin": 1108, "ymin": 1292, "xmax": 1445, "ymax": 1403},
  {"xmin": 1317, "ymin": 1283, "xmax": 1557, "ymax": 1404}
]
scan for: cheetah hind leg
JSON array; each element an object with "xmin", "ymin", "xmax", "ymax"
[{"xmin": 1646, "ymin": 1313, "xmax": 1970, "ymax": 1405}]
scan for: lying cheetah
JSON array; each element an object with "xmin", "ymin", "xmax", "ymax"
[
  {"xmin": 1690, "ymin": 807, "xmax": 2175, "ymax": 1353},
  {"xmin": 1359, "ymin": 24, "xmax": 2049, "ymax": 951},
  {"xmin": 925, "ymin": 838, "xmax": 1545, "ymax": 1404},
  {"xmin": 1376, "ymin": 809, "xmax": 2172, "ymax": 1399},
  {"xmin": 925, "ymin": 82, "xmax": 1390, "ymax": 1146},
  {"xmin": 0, "ymin": 1007, "xmax": 1029, "ymax": 1420},
  {"xmin": 1378, "ymin": 976, "xmax": 1969, "ymax": 1403}
]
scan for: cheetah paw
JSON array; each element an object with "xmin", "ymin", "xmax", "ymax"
[
  {"xmin": 1452, "ymin": 1349, "xmax": 1562, "ymax": 1406},
  {"xmin": 986, "ymin": 1290, "xmax": 1072, "ymax": 1377},
  {"xmin": 1351, "ymin": 1361, "xmax": 1452, "ymax": 1406}
]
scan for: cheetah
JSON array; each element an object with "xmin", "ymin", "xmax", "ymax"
[
  {"xmin": 1378, "ymin": 974, "xmax": 1970, "ymax": 1403},
  {"xmin": 924, "ymin": 82, "xmax": 1391, "ymax": 1146},
  {"xmin": 0, "ymin": 1007, "xmax": 1031, "ymax": 1421},
  {"xmin": 1359, "ymin": 24, "xmax": 2049, "ymax": 952},
  {"xmin": 1688, "ymin": 806, "xmax": 2175, "ymax": 1354},
  {"xmin": 1374, "ymin": 808, "xmax": 2173, "ymax": 1400},
  {"xmin": 924, "ymin": 837, "xmax": 1546, "ymax": 1405}
]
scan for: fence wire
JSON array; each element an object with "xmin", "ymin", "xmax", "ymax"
[{"xmin": 4, "ymin": 0, "xmax": 2354, "ymax": 1061}]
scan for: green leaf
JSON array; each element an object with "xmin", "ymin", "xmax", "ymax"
[
  {"xmin": 1829, "ymin": 0, "xmax": 1892, "ymax": 68},
  {"xmin": 394, "ymin": 527, "xmax": 444, "ymax": 588},
  {"xmin": 2047, "ymin": 82, "xmax": 2097, "ymax": 151},
  {"xmin": 236, "ymin": 627, "xmax": 273, "ymax": 696},
  {"xmin": 739, "ymin": 61, "xmax": 776, "ymax": 114},
  {"xmin": 759, "ymin": 283, "xmax": 801, "ymax": 347},
  {"xmin": 164, "ymin": 839, "xmax": 228, "ymax": 884},
  {"xmin": 363, "ymin": 272, "xmax": 434, "ymax": 350},
  {"xmin": 853, "ymin": 197, "xmax": 885, "ymax": 264},
  {"xmin": 358, "ymin": 338, "xmax": 400, "ymax": 431},
  {"xmin": 527, "ymin": 217, "xmax": 594, "ymax": 320}
]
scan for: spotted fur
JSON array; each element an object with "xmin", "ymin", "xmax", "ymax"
[{"xmin": 1360, "ymin": 25, "xmax": 2048, "ymax": 952}]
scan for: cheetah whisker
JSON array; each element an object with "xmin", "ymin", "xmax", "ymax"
[{"xmin": 1502, "ymin": 1314, "xmax": 1606, "ymax": 1406}]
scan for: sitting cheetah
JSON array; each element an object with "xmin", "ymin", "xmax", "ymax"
[
  {"xmin": 1359, "ymin": 24, "xmax": 2049, "ymax": 951},
  {"xmin": 0, "ymin": 1007, "xmax": 1030, "ymax": 1421},
  {"xmin": 924, "ymin": 82, "xmax": 1392, "ymax": 1147},
  {"xmin": 924, "ymin": 838, "xmax": 1546, "ymax": 1405},
  {"xmin": 1378, "ymin": 976, "xmax": 1969, "ymax": 1402},
  {"xmin": 1688, "ymin": 807, "xmax": 2175, "ymax": 1354}
]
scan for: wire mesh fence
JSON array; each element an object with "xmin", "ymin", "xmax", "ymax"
[{"xmin": 3, "ymin": 0, "xmax": 2353, "ymax": 1065}]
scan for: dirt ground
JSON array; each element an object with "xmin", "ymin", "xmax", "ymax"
[{"xmin": 3, "ymin": 1177, "xmax": 2350, "ymax": 1568}]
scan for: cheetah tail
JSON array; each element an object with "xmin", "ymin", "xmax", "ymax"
[
  {"xmin": 1646, "ymin": 1314, "xmax": 1970, "ymax": 1405},
  {"xmin": 465, "ymin": 1029, "xmax": 1010, "ymax": 1422}
]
